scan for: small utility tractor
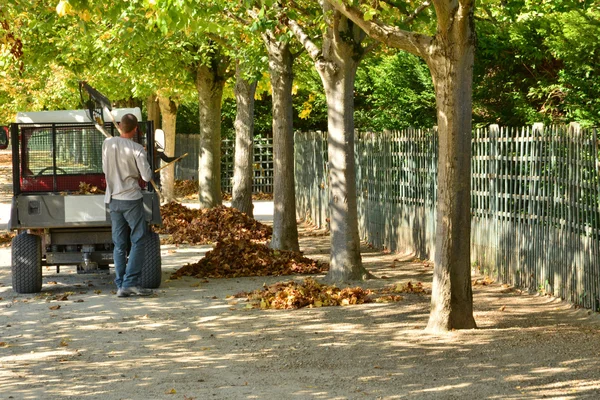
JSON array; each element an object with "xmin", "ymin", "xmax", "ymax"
[{"xmin": 5, "ymin": 84, "xmax": 168, "ymax": 293}]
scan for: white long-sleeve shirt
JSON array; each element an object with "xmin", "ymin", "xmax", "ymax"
[{"xmin": 102, "ymin": 136, "xmax": 153, "ymax": 203}]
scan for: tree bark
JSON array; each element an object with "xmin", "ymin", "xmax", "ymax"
[
  {"xmin": 146, "ymin": 94, "xmax": 160, "ymax": 130},
  {"xmin": 264, "ymin": 35, "xmax": 300, "ymax": 251},
  {"xmin": 194, "ymin": 60, "xmax": 228, "ymax": 209},
  {"xmin": 425, "ymin": 30, "xmax": 477, "ymax": 332},
  {"xmin": 157, "ymin": 94, "xmax": 178, "ymax": 203},
  {"xmin": 232, "ymin": 61, "xmax": 257, "ymax": 217}
]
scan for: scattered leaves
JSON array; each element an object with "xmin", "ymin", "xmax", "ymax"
[
  {"xmin": 171, "ymin": 239, "xmax": 328, "ymax": 280},
  {"xmin": 473, "ymin": 277, "xmax": 495, "ymax": 286},
  {"xmin": 157, "ymin": 203, "xmax": 272, "ymax": 245},
  {"xmin": 392, "ymin": 281, "xmax": 429, "ymax": 294}
]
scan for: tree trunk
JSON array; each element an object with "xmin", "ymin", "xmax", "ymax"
[
  {"xmin": 318, "ymin": 61, "xmax": 367, "ymax": 282},
  {"xmin": 265, "ymin": 36, "xmax": 299, "ymax": 251},
  {"xmin": 232, "ymin": 62, "xmax": 257, "ymax": 217},
  {"xmin": 195, "ymin": 63, "xmax": 227, "ymax": 209},
  {"xmin": 425, "ymin": 29, "xmax": 477, "ymax": 332},
  {"xmin": 146, "ymin": 94, "xmax": 160, "ymax": 130},
  {"xmin": 316, "ymin": 6, "xmax": 368, "ymax": 281},
  {"xmin": 157, "ymin": 94, "xmax": 178, "ymax": 203}
]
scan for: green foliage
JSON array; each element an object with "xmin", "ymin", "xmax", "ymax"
[
  {"xmin": 473, "ymin": 2, "xmax": 600, "ymax": 127},
  {"xmin": 354, "ymin": 51, "xmax": 436, "ymax": 130}
]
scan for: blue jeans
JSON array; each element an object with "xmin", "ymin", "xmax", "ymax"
[{"xmin": 109, "ymin": 198, "xmax": 147, "ymax": 288}]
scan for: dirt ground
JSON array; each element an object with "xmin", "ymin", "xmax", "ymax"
[{"xmin": 1, "ymin": 149, "xmax": 600, "ymax": 400}]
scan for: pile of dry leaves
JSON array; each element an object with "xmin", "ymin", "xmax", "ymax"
[
  {"xmin": 175, "ymin": 179, "xmax": 273, "ymax": 201},
  {"xmin": 234, "ymin": 277, "xmax": 375, "ymax": 309},
  {"xmin": 174, "ymin": 179, "xmax": 198, "ymax": 198},
  {"xmin": 171, "ymin": 238, "xmax": 327, "ymax": 279},
  {"xmin": 157, "ymin": 202, "xmax": 272, "ymax": 244},
  {"xmin": 233, "ymin": 279, "xmax": 426, "ymax": 310}
]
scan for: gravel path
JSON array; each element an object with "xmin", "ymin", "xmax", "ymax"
[{"xmin": 1, "ymin": 150, "xmax": 600, "ymax": 399}]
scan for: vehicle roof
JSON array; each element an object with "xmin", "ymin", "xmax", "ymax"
[{"xmin": 15, "ymin": 108, "xmax": 142, "ymax": 123}]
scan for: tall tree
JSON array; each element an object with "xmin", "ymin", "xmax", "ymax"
[
  {"xmin": 244, "ymin": 3, "xmax": 302, "ymax": 251},
  {"xmin": 231, "ymin": 61, "xmax": 258, "ymax": 217},
  {"xmin": 263, "ymin": 25, "xmax": 301, "ymax": 252},
  {"xmin": 328, "ymin": 0, "xmax": 477, "ymax": 331},
  {"xmin": 157, "ymin": 93, "xmax": 179, "ymax": 202},
  {"xmin": 192, "ymin": 43, "xmax": 232, "ymax": 208},
  {"xmin": 286, "ymin": 1, "xmax": 373, "ymax": 279}
]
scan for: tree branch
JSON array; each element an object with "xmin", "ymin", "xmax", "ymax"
[
  {"xmin": 287, "ymin": 18, "xmax": 322, "ymax": 62},
  {"xmin": 326, "ymin": 0, "xmax": 432, "ymax": 58},
  {"xmin": 403, "ymin": 1, "xmax": 431, "ymax": 25}
]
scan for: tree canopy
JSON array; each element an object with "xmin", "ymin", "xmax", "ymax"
[{"xmin": 2, "ymin": 1, "xmax": 598, "ymax": 128}]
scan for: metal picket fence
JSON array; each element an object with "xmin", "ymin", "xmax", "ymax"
[
  {"xmin": 174, "ymin": 134, "xmax": 274, "ymax": 194},
  {"xmin": 294, "ymin": 124, "xmax": 600, "ymax": 310}
]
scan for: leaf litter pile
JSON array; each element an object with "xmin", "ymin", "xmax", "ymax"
[
  {"xmin": 171, "ymin": 238, "xmax": 328, "ymax": 279},
  {"xmin": 174, "ymin": 179, "xmax": 199, "ymax": 199},
  {"xmin": 232, "ymin": 277, "xmax": 409, "ymax": 310},
  {"xmin": 175, "ymin": 179, "xmax": 272, "ymax": 201},
  {"xmin": 157, "ymin": 202, "xmax": 272, "ymax": 244}
]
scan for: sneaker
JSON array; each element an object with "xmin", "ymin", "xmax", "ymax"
[{"xmin": 118, "ymin": 286, "xmax": 153, "ymax": 297}]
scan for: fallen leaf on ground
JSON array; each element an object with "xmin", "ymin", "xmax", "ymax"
[{"xmin": 0, "ymin": 232, "xmax": 15, "ymax": 247}]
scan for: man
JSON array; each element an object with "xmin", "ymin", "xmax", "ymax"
[{"xmin": 102, "ymin": 113, "xmax": 154, "ymax": 297}]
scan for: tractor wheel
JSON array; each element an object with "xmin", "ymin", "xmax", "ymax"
[
  {"xmin": 12, "ymin": 233, "xmax": 42, "ymax": 294},
  {"xmin": 141, "ymin": 232, "xmax": 161, "ymax": 289}
]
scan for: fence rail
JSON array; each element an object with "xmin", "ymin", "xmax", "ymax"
[{"xmin": 295, "ymin": 125, "xmax": 600, "ymax": 310}]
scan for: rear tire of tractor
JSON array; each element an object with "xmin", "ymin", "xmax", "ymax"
[
  {"xmin": 12, "ymin": 233, "xmax": 42, "ymax": 294},
  {"xmin": 141, "ymin": 232, "xmax": 161, "ymax": 289}
]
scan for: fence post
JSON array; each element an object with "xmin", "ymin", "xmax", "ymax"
[
  {"xmin": 530, "ymin": 123, "xmax": 544, "ymax": 293},
  {"xmin": 488, "ymin": 124, "xmax": 499, "ymax": 277}
]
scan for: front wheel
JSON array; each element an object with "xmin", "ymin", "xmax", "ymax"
[
  {"xmin": 12, "ymin": 233, "xmax": 42, "ymax": 293},
  {"xmin": 141, "ymin": 231, "xmax": 161, "ymax": 289}
]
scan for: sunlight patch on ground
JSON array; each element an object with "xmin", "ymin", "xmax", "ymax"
[
  {"xmin": 417, "ymin": 382, "xmax": 472, "ymax": 393},
  {"xmin": 0, "ymin": 349, "xmax": 72, "ymax": 363}
]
